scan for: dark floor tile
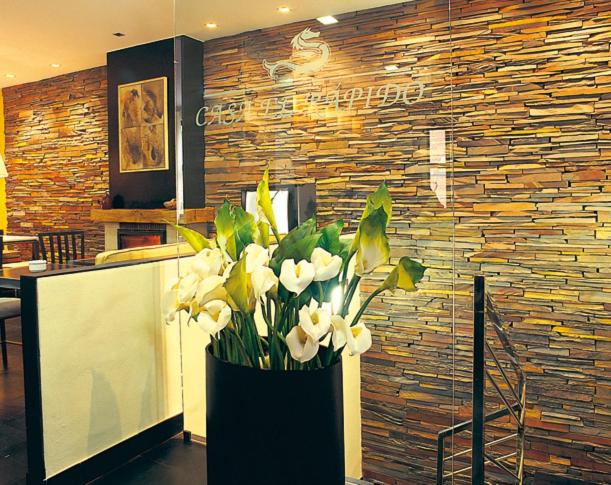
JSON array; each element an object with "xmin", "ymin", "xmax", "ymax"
[
  {"xmin": 0, "ymin": 454, "xmax": 27, "ymax": 485},
  {"xmin": 91, "ymin": 439, "xmax": 206, "ymax": 485},
  {"xmin": 0, "ymin": 338, "xmax": 27, "ymax": 485}
]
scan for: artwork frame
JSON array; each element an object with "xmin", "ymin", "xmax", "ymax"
[{"xmin": 118, "ymin": 76, "xmax": 169, "ymax": 173}]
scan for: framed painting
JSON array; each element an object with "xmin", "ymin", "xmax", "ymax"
[{"xmin": 118, "ymin": 76, "xmax": 169, "ymax": 173}]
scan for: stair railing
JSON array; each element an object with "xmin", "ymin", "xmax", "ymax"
[{"xmin": 436, "ymin": 275, "xmax": 526, "ymax": 484}]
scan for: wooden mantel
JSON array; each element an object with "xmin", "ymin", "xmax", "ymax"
[{"xmin": 91, "ymin": 208, "xmax": 215, "ymax": 225}]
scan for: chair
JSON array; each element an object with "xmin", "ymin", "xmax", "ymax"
[
  {"xmin": 0, "ymin": 228, "xmax": 4, "ymax": 269},
  {"xmin": 37, "ymin": 230, "xmax": 85, "ymax": 264},
  {"xmin": 0, "ymin": 298, "xmax": 21, "ymax": 369}
]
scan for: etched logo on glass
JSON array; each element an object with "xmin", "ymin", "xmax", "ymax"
[{"xmin": 262, "ymin": 28, "xmax": 330, "ymax": 81}]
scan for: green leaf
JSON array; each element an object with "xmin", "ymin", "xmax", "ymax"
[
  {"xmin": 318, "ymin": 220, "xmax": 344, "ymax": 255},
  {"xmin": 381, "ymin": 257, "xmax": 426, "ymax": 292},
  {"xmin": 353, "ymin": 207, "xmax": 390, "ymax": 275},
  {"xmin": 215, "ymin": 200, "xmax": 238, "ymax": 260},
  {"xmin": 225, "ymin": 257, "xmax": 255, "ymax": 314},
  {"xmin": 256, "ymin": 169, "xmax": 280, "ymax": 240},
  {"xmin": 338, "ymin": 237, "xmax": 353, "ymax": 263},
  {"xmin": 362, "ymin": 181, "xmax": 392, "ymax": 224},
  {"xmin": 233, "ymin": 205, "xmax": 257, "ymax": 256},
  {"xmin": 174, "ymin": 225, "xmax": 213, "ymax": 252},
  {"xmin": 256, "ymin": 220, "xmax": 270, "ymax": 248},
  {"xmin": 269, "ymin": 216, "xmax": 319, "ymax": 274}
]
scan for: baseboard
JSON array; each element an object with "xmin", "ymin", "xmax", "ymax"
[{"xmin": 35, "ymin": 414, "xmax": 183, "ymax": 485}]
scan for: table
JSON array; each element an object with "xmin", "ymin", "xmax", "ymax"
[
  {"xmin": 0, "ymin": 263, "xmax": 77, "ymax": 290},
  {"xmin": 1, "ymin": 234, "xmax": 40, "ymax": 261}
]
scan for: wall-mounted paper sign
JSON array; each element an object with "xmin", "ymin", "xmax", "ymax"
[
  {"xmin": 430, "ymin": 167, "xmax": 447, "ymax": 208},
  {"xmin": 429, "ymin": 129, "xmax": 446, "ymax": 165}
]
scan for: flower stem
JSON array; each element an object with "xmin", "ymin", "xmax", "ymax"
[
  {"xmin": 349, "ymin": 287, "xmax": 384, "ymax": 327},
  {"xmin": 341, "ymin": 275, "xmax": 361, "ymax": 317},
  {"xmin": 229, "ymin": 326, "xmax": 253, "ymax": 367}
]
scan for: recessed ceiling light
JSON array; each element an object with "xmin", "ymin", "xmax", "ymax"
[
  {"xmin": 206, "ymin": 22, "xmax": 218, "ymax": 29},
  {"xmin": 278, "ymin": 6, "xmax": 291, "ymax": 13},
  {"xmin": 50, "ymin": 63, "xmax": 61, "ymax": 68},
  {"xmin": 317, "ymin": 15, "xmax": 338, "ymax": 25},
  {"xmin": 112, "ymin": 32, "xmax": 125, "ymax": 37},
  {"xmin": 5, "ymin": 73, "xmax": 15, "ymax": 78},
  {"xmin": 384, "ymin": 64, "xmax": 399, "ymax": 71}
]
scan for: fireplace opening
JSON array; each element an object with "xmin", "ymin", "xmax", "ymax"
[{"xmin": 117, "ymin": 223, "xmax": 167, "ymax": 250}]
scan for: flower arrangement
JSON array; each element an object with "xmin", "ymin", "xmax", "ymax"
[{"xmin": 165, "ymin": 171, "xmax": 426, "ymax": 370}]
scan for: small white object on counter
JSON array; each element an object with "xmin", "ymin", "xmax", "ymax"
[{"xmin": 29, "ymin": 260, "xmax": 47, "ymax": 272}]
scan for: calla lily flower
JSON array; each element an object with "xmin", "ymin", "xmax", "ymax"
[
  {"xmin": 286, "ymin": 325, "xmax": 319, "ymax": 363},
  {"xmin": 194, "ymin": 299, "xmax": 232, "ymax": 334},
  {"xmin": 331, "ymin": 315, "xmax": 372, "ymax": 356},
  {"xmin": 192, "ymin": 248, "xmax": 223, "ymax": 279},
  {"xmin": 257, "ymin": 169, "xmax": 280, "ymax": 241},
  {"xmin": 353, "ymin": 207, "xmax": 390, "ymax": 275},
  {"xmin": 244, "ymin": 243, "xmax": 270, "ymax": 273},
  {"xmin": 279, "ymin": 259, "xmax": 315, "ymax": 295},
  {"xmin": 225, "ymin": 257, "xmax": 255, "ymax": 314},
  {"xmin": 166, "ymin": 177, "xmax": 427, "ymax": 370},
  {"xmin": 252, "ymin": 265, "xmax": 278, "ymax": 301},
  {"xmin": 178, "ymin": 273, "xmax": 200, "ymax": 304},
  {"xmin": 299, "ymin": 300, "xmax": 331, "ymax": 341},
  {"xmin": 381, "ymin": 256, "xmax": 426, "ymax": 293},
  {"xmin": 163, "ymin": 281, "xmax": 182, "ymax": 324},
  {"xmin": 196, "ymin": 275, "xmax": 227, "ymax": 305},
  {"xmin": 311, "ymin": 247, "xmax": 342, "ymax": 282}
]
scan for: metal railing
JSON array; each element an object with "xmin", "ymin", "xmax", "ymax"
[{"xmin": 437, "ymin": 275, "xmax": 526, "ymax": 484}]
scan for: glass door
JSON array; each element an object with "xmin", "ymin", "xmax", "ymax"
[{"xmin": 172, "ymin": 1, "xmax": 457, "ymax": 483}]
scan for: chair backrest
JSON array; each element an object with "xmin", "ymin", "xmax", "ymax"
[{"xmin": 37, "ymin": 231, "xmax": 85, "ymax": 264}]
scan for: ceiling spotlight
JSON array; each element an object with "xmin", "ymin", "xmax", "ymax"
[
  {"xmin": 317, "ymin": 15, "xmax": 338, "ymax": 25},
  {"xmin": 112, "ymin": 32, "xmax": 126, "ymax": 37},
  {"xmin": 5, "ymin": 73, "xmax": 15, "ymax": 78},
  {"xmin": 50, "ymin": 63, "xmax": 61, "ymax": 68},
  {"xmin": 278, "ymin": 6, "xmax": 291, "ymax": 13},
  {"xmin": 384, "ymin": 64, "xmax": 399, "ymax": 71},
  {"xmin": 206, "ymin": 22, "xmax": 218, "ymax": 29}
]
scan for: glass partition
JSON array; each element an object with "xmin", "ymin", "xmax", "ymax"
[{"xmin": 173, "ymin": 1, "xmax": 458, "ymax": 483}]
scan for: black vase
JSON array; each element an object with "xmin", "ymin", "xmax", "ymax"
[{"xmin": 205, "ymin": 347, "xmax": 345, "ymax": 485}]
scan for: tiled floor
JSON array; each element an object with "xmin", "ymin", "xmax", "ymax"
[
  {"xmin": 92, "ymin": 438, "xmax": 206, "ymax": 485},
  {"xmin": 0, "ymin": 318, "xmax": 28, "ymax": 485}
]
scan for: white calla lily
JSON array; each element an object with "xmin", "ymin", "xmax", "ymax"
[
  {"xmin": 178, "ymin": 273, "xmax": 200, "ymax": 303},
  {"xmin": 163, "ymin": 281, "xmax": 181, "ymax": 324},
  {"xmin": 331, "ymin": 315, "xmax": 372, "ymax": 356},
  {"xmin": 194, "ymin": 299, "xmax": 232, "ymax": 334},
  {"xmin": 244, "ymin": 243, "xmax": 270, "ymax": 273},
  {"xmin": 286, "ymin": 325, "xmax": 319, "ymax": 363},
  {"xmin": 279, "ymin": 259, "xmax": 315, "ymax": 295},
  {"xmin": 195, "ymin": 275, "xmax": 227, "ymax": 305},
  {"xmin": 192, "ymin": 248, "xmax": 223, "ymax": 279},
  {"xmin": 347, "ymin": 322, "xmax": 372, "ymax": 355},
  {"xmin": 252, "ymin": 265, "xmax": 278, "ymax": 300},
  {"xmin": 299, "ymin": 300, "xmax": 331, "ymax": 341},
  {"xmin": 311, "ymin": 247, "xmax": 342, "ymax": 282}
]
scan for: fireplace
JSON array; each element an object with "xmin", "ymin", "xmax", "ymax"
[{"xmin": 117, "ymin": 223, "xmax": 167, "ymax": 249}]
